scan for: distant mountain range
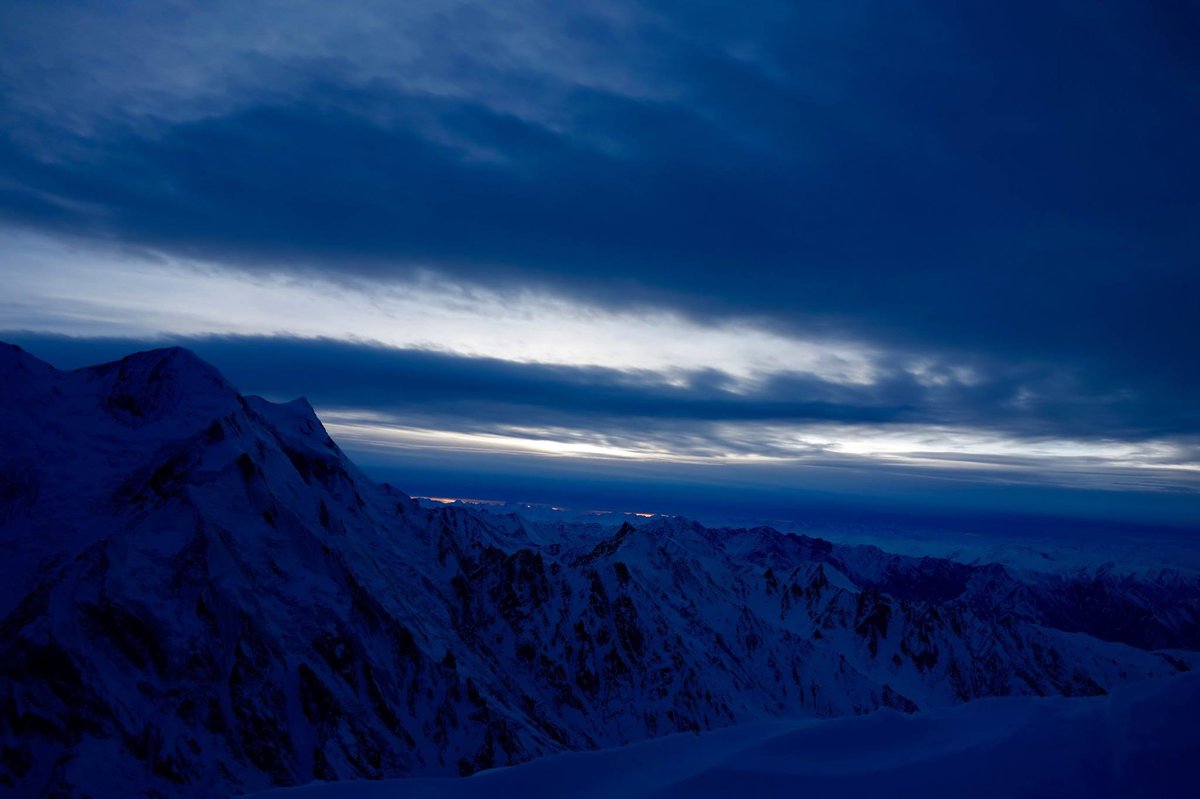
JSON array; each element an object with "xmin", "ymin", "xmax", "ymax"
[{"xmin": 2, "ymin": 343, "xmax": 1197, "ymax": 797}]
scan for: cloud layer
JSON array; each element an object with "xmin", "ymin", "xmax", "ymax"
[
  {"xmin": 3, "ymin": 3, "xmax": 1197, "ymax": 373},
  {"xmin": 1, "ymin": 2, "xmax": 1197, "ymax": 522},
  {"xmin": 7, "ymin": 333, "xmax": 1196, "ymax": 502}
]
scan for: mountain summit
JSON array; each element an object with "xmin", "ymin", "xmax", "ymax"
[{"xmin": 1, "ymin": 345, "xmax": 1197, "ymax": 798}]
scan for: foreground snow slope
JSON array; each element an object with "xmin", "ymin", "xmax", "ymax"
[{"xmin": 249, "ymin": 671, "xmax": 1200, "ymax": 799}]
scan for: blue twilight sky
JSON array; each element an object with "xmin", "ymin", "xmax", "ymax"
[{"xmin": 0, "ymin": 1, "xmax": 1197, "ymax": 526}]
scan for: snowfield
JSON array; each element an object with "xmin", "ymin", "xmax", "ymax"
[{"xmin": 250, "ymin": 671, "xmax": 1200, "ymax": 798}]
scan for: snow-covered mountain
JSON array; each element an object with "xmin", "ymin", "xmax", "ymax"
[{"xmin": 2, "ymin": 343, "xmax": 1197, "ymax": 798}]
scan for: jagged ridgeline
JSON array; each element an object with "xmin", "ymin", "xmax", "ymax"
[{"xmin": 1, "ymin": 343, "xmax": 1197, "ymax": 798}]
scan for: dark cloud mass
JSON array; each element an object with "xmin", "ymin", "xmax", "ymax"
[
  {"xmin": 9, "ymin": 331, "xmax": 1200, "ymax": 525},
  {"xmin": 0, "ymin": 2, "xmax": 1197, "ymax": 521},
  {"xmin": 6, "ymin": 331, "xmax": 1200, "ymax": 526},
  {"xmin": 2, "ymin": 3, "xmax": 1197, "ymax": 375},
  {"xmin": 5, "ymin": 332, "xmax": 1198, "ymax": 443}
]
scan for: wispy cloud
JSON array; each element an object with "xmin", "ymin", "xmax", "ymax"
[
  {"xmin": 6, "ymin": 333, "xmax": 1197, "ymax": 507},
  {"xmin": 1, "ymin": 1, "xmax": 1196, "ymax": 397},
  {"xmin": 1, "ymin": 1, "xmax": 1196, "ymax": 523}
]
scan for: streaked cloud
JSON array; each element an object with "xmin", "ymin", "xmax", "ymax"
[
  {"xmin": 5, "ymin": 333, "xmax": 1197, "ymax": 521},
  {"xmin": 1, "ymin": 1, "xmax": 1196, "ymax": 524},
  {"xmin": 0, "ymin": 230, "xmax": 876, "ymax": 382}
]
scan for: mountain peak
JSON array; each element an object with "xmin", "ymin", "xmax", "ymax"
[
  {"xmin": 0, "ymin": 342, "xmax": 62, "ymax": 408},
  {"xmin": 572, "ymin": 520, "xmax": 638, "ymax": 566},
  {"xmin": 0, "ymin": 341, "xmax": 57, "ymax": 378},
  {"xmin": 83, "ymin": 345, "xmax": 240, "ymax": 425},
  {"xmin": 102, "ymin": 344, "xmax": 223, "ymax": 377},
  {"xmin": 246, "ymin": 394, "xmax": 336, "ymax": 451}
]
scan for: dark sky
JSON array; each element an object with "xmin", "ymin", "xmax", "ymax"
[{"xmin": 1, "ymin": 1, "xmax": 1197, "ymax": 525}]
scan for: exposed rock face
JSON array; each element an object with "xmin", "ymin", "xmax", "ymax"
[{"xmin": 1, "ymin": 343, "xmax": 1197, "ymax": 797}]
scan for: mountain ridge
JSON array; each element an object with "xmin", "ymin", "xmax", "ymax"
[{"xmin": 1, "ymin": 343, "xmax": 1197, "ymax": 797}]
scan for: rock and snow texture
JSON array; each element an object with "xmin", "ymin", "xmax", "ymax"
[
  {"xmin": 248, "ymin": 671, "xmax": 1200, "ymax": 799},
  {"xmin": 1, "ymin": 342, "xmax": 1198, "ymax": 797}
]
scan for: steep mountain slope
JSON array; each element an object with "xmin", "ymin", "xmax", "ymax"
[{"xmin": 1, "ymin": 343, "xmax": 1197, "ymax": 798}]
